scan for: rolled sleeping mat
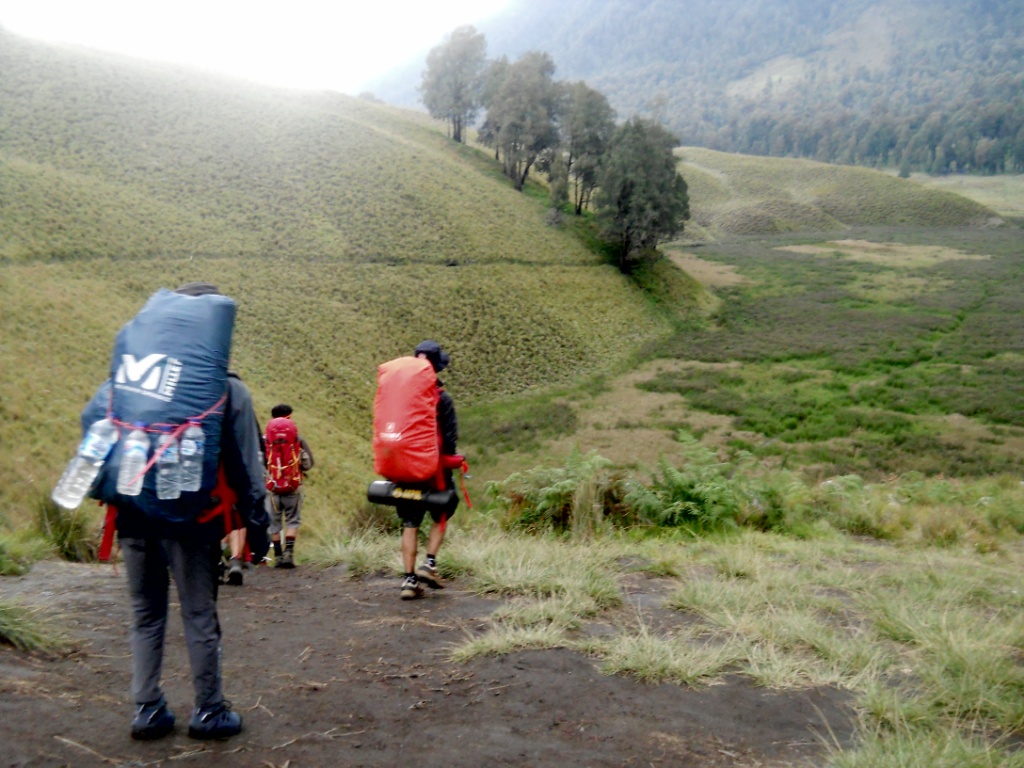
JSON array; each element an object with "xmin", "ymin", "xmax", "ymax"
[{"xmin": 367, "ymin": 480, "xmax": 458, "ymax": 513}]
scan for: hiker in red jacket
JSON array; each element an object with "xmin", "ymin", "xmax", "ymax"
[
  {"xmin": 264, "ymin": 403, "xmax": 315, "ymax": 568},
  {"xmin": 398, "ymin": 340, "xmax": 459, "ymax": 599}
]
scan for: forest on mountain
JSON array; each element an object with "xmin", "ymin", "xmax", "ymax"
[{"xmin": 376, "ymin": 0, "xmax": 1024, "ymax": 175}]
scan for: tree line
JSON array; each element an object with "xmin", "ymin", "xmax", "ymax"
[
  {"xmin": 473, "ymin": 0, "xmax": 1024, "ymax": 177},
  {"xmin": 420, "ymin": 26, "xmax": 689, "ymax": 273}
]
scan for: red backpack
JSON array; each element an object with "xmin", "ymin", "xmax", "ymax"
[
  {"xmin": 372, "ymin": 357, "xmax": 441, "ymax": 485},
  {"xmin": 265, "ymin": 417, "xmax": 303, "ymax": 493}
]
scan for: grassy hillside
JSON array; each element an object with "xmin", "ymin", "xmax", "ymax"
[
  {"xmin": 0, "ymin": 31, "xmax": 674, "ymax": 525},
  {"xmin": 904, "ymin": 171, "xmax": 1024, "ymax": 225},
  {"xmin": 678, "ymin": 148, "xmax": 1001, "ymax": 239}
]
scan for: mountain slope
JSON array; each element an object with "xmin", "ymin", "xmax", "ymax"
[{"xmin": 370, "ymin": 0, "xmax": 1024, "ymax": 173}]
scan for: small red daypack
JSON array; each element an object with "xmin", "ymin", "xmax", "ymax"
[
  {"xmin": 265, "ymin": 417, "xmax": 303, "ymax": 493},
  {"xmin": 373, "ymin": 357, "xmax": 441, "ymax": 485}
]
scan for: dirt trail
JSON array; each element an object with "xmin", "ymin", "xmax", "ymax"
[{"xmin": 0, "ymin": 560, "xmax": 854, "ymax": 767}]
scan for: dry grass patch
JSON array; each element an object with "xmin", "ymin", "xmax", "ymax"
[
  {"xmin": 777, "ymin": 239, "xmax": 991, "ymax": 268},
  {"xmin": 667, "ymin": 250, "xmax": 749, "ymax": 287},
  {"xmin": 542, "ymin": 360, "xmax": 742, "ymax": 471}
]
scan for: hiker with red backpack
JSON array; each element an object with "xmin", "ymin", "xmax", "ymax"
[
  {"xmin": 369, "ymin": 340, "xmax": 462, "ymax": 600},
  {"xmin": 75, "ymin": 282, "xmax": 268, "ymax": 741},
  {"xmin": 264, "ymin": 403, "xmax": 314, "ymax": 568}
]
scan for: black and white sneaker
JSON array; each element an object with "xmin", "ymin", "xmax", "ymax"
[
  {"xmin": 415, "ymin": 562, "xmax": 444, "ymax": 589},
  {"xmin": 400, "ymin": 575, "xmax": 424, "ymax": 600},
  {"xmin": 226, "ymin": 558, "xmax": 243, "ymax": 586}
]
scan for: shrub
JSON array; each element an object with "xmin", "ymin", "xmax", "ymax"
[{"xmin": 486, "ymin": 449, "xmax": 634, "ymax": 535}]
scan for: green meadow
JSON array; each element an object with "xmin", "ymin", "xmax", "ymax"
[{"xmin": 2, "ymin": 28, "xmax": 1023, "ymax": 766}]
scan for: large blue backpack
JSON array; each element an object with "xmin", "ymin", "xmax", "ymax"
[{"xmin": 83, "ymin": 289, "xmax": 236, "ymax": 523}]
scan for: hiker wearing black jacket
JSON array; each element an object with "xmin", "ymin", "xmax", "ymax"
[
  {"xmin": 399, "ymin": 340, "xmax": 459, "ymax": 600},
  {"xmin": 82, "ymin": 282, "xmax": 269, "ymax": 741}
]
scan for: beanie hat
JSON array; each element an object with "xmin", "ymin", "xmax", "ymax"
[
  {"xmin": 174, "ymin": 281, "xmax": 221, "ymax": 297},
  {"xmin": 413, "ymin": 340, "xmax": 450, "ymax": 373}
]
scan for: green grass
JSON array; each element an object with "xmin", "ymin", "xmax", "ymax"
[
  {"xmin": 0, "ymin": 601, "xmax": 66, "ymax": 654},
  {"xmin": 3, "ymin": 25, "xmax": 1024, "ymax": 768},
  {"xmin": 403, "ymin": 527, "xmax": 1024, "ymax": 766},
  {"xmin": 678, "ymin": 148, "xmax": 1000, "ymax": 239},
  {"xmin": 638, "ymin": 228, "xmax": 1024, "ymax": 480}
]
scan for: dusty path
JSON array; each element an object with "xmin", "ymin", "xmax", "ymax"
[{"xmin": 1, "ymin": 560, "xmax": 854, "ymax": 767}]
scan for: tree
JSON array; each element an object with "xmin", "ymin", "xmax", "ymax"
[
  {"xmin": 420, "ymin": 26, "xmax": 487, "ymax": 144},
  {"xmin": 476, "ymin": 56, "xmax": 511, "ymax": 161},
  {"xmin": 594, "ymin": 117, "xmax": 690, "ymax": 273},
  {"xmin": 480, "ymin": 51, "xmax": 561, "ymax": 191},
  {"xmin": 555, "ymin": 81, "xmax": 616, "ymax": 214}
]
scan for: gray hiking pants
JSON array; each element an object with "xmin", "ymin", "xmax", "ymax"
[{"xmin": 120, "ymin": 537, "xmax": 224, "ymax": 710}]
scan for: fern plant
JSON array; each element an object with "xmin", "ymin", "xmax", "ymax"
[{"xmin": 486, "ymin": 449, "xmax": 634, "ymax": 535}]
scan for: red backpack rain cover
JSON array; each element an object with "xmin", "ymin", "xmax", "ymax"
[
  {"xmin": 265, "ymin": 416, "xmax": 303, "ymax": 493},
  {"xmin": 373, "ymin": 357, "xmax": 440, "ymax": 484}
]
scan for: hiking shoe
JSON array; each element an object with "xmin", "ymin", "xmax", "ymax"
[
  {"xmin": 275, "ymin": 550, "xmax": 295, "ymax": 569},
  {"xmin": 131, "ymin": 697, "xmax": 175, "ymax": 740},
  {"xmin": 187, "ymin": 702, "xmax": 242, "ymax": 740},
  {"xmin": 226, "ymin": 558, "xmax": 244, "ymax": 586},
  {"xmin": 415, "ymin": 562, "xmax": 445, "ymax": 589},
  {"xmin": 400, "ymin": 575, "xmax": 424, "ymax": 600}
]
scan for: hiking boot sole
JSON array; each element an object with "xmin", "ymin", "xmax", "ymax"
[
  {"xmin": 131, "ymin": 722, "xmax": 174, "ymax": 740},
  {"xmin": 415, "ymin": 567, "xmax": 444, "ymax": 589}
]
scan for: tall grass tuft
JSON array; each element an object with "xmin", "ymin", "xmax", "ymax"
[
  {"xmin": 579, "ymin": 618, "xmax": 748, "ymax": 686},
  {"xmin": 35, "ymin": 495, "xmax": 96, "ymax": 563},
  {"xmin": 0, "ymin": 539, "xmax": 30, "ymax": 576},
  {"xmin": 0, "ymin": 601, "xmax": 64, "ymax": 654}
]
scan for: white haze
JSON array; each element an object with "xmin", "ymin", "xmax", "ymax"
[{"xmin": 0, "ymin": 0, "xmax": 513, "ymax": 94}]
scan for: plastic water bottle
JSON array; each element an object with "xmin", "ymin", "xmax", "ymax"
[
  {"xmin": 117, "ymin": 423, "xmax": 150, "ymax": 496},
  {"xmin": 51, "ymin": 418, "xmax": 119, "ymax": 509},
  {"xmin": 179, "ymin": 420, "xmax": 205, "ymax": 492},
  {"xmin": 156, "ymin": 428, "xmax": 182, "ymax": 500}
]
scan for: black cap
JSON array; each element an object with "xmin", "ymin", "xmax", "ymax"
[
  {"xmin": 174, "ymin": 282, "xmax": 221, "ymax": 297},
  {"xmin": 414, "ymin": 340, "xmax": 450, "ymax": 373}
]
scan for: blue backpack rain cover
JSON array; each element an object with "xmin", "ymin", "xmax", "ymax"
[{"xmin": 83, "ymin": 289, "xmax": 236, "ymax": 523}]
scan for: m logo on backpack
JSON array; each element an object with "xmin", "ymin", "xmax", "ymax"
[
  {"xmin": 80, "ymin": 288, "xmax": 235, "ymax": 525},
  {"xmin": 265, "ymin": 417, "xmax": 303, "ymax": 493}
]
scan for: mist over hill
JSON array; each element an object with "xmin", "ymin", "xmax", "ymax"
[{"xmin": 370, "ymin": 0, "xmax": 1024, "ymax": 174}]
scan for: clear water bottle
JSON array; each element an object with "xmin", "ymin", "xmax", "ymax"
[
  {"xmin": 179, "ymin": 419, "xmax": 205, "ymax": 492},
  {"xmin": 117, "ymin": 423, "xmax": 150, "ymax": 496},
  {"xmin": 51, "ymin": 418, "xmax": 119, "ymax": 509},
  {"xmin": 156, "ymin": 428, "xmax": 182, "ymax": 500}
]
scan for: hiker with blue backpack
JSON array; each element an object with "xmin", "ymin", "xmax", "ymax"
[{"xmin": 75, "ymin": 282, "xmax": 269, "ymax": 741}]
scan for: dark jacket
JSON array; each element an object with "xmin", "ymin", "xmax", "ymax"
[
  {"xmin": 437, "ymin": 380, "xmax": 458, "ymax": 490},
  {"xmin": 437, "ymin": 383, "xmax": 458, "ymax": 456}
]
